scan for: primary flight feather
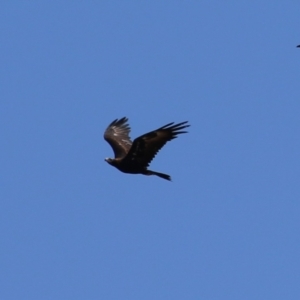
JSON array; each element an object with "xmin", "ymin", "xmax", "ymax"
[{"xmin": 104, "ymin": 117, "xmax": 190, "ymax": 181}]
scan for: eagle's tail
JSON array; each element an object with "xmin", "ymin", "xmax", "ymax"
[{"xmin": 145, "ymin": 170, "xmax": 171, "ymax": 181}]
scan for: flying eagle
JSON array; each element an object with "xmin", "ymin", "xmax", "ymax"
[{"xmin": 104, "ymin": 117, "xmax": 190, "ymax": 181}]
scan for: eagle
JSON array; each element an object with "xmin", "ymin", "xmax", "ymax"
[{"xmin": 104, "ymin": 117, "xmax": 190, "ymax": 181}]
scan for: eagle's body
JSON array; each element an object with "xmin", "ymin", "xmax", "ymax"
[{"xmin": 104, "ymin": 117, "xmax": 190, "ymax": 181}]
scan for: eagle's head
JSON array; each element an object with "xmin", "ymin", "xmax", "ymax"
[{"xmin": 105, "ymin": 158, "xmax": 114, "ymax": 165}]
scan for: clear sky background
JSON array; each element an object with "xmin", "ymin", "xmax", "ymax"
[{"xmin": 1, "ymin": 2, "xmax": 300, "ymax": 299}]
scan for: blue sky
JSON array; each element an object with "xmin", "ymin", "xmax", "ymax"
[{"xmin": 1, "ymin": 2, "xmax": 300, "ymax": 299}]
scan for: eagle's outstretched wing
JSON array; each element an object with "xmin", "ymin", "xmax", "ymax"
[
  {"xmin": 104, "ymin": 117, "xmax": 132, "ymax": 158},
  {"xmin": 123, "ymin": 121, "xmax": 189, "ymax": 167}
]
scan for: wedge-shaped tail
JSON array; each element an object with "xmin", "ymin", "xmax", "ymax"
[{"xmin": 145, "ymin": 170, "xmax": 171, "ymax": 181}]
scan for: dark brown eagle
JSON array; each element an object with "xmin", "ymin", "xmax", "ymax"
[{"xmin": 104, "ymin": 117, "xmax": 190, "ymax": 181}]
